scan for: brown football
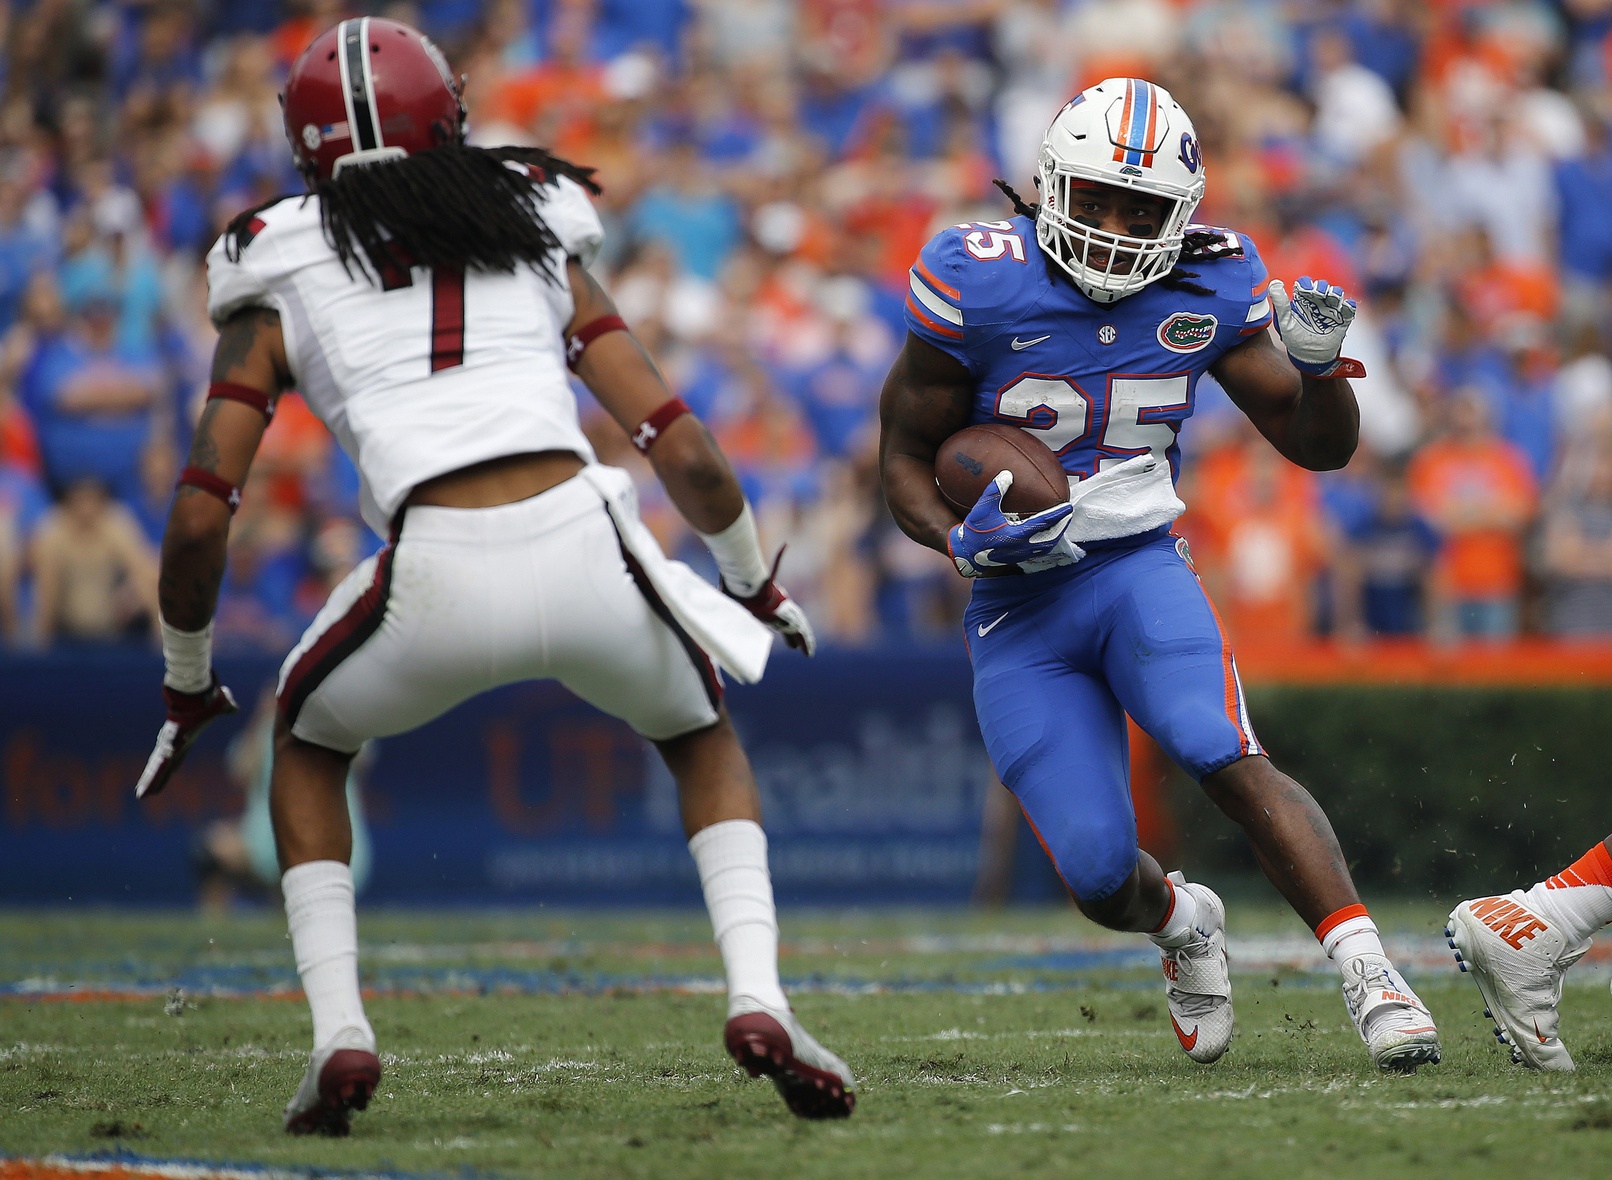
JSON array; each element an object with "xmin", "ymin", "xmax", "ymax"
[{"xmin": 935, "ymin": 423, "xmax": 1069, "ymax": 517}]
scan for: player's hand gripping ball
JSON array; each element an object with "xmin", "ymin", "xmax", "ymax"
[
  {"xmin": 947, "ymin": 470, "xmax": 1082, "ymax": 578},
  {"xmin": 1267, "ymin": 276, "xmax": 1363, "ymax": 378}
]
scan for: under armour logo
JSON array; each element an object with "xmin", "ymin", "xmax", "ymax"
[
  {"xmin": 566, "ymin": 335, "xmax": 584, "ymax": 363},
  {"xmin": 632, "ymin": 422, "xmax": 658, "ymax": 449}
]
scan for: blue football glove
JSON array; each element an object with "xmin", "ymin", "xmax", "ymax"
[
  {"xmin": 947, "ymin": 470, "xmax": 1082, "ymax": 578},
  {"xmin": 1268, "ymin": 276, "xmax": 1366, "ymax": 379}
]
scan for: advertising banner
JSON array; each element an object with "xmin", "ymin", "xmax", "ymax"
[{"xmin": 0, "ymin": 647, "xmax": 998, "ymax": 905}]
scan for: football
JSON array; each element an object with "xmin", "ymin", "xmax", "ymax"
[{"xmin": 935, "ymin": 423, "xmax": 1070, "ymax": 517}]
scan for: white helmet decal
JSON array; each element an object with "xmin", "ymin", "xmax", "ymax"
[{"xmin": 1035, "ymin": 78, "xmax": 1207, "ymax": 304}]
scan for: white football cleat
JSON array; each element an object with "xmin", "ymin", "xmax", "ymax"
[
  {"xmin": 724, "ymin": 999, "xmax": 855, "ymax": 1119},
  {"xmin": 1446, "ymin": 893, "xmax": 1588, "ymax": 1071},
  {"xmin": 1340, "ymin": 954, "xmax": 1441, "ymax": 1072},
  {"xmin": 1158, "ymin": 871, "xmax": 1234, "ymax": 1063},
  {"xmin": 283, "ymin": 1025, "xmax": 382, "ymax": 1136}
]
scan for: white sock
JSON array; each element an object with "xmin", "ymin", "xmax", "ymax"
[
  {"xmin": 688, "ymin": 819, "xmax": 789, "ymax": 1016},
  {"xmin": 1147, "ymin": 876, "xmax": 1200, "ymax": 950},
  {"xmin": 1320, "ymin": 913, "xmax": 1386, "ymax": 965},
  {"xmin": 282, "ymin": 860, "xmax": 373, "ymax": 1050},
  {"xmin": 1521, "ymin": 842, "xmax": 1612, "ymax": 944},
  {"xmin": 1524, "ymin": 882, "xmax": 1612, "ymax": 945}
]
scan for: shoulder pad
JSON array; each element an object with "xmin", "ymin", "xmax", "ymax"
[
  {"xmin": 223, "ymin": 194, "xmax": 302, "ymax": 257},
  {"xmin": 536, "ymin": 175, "xmax": 604, "ymax": 269}
]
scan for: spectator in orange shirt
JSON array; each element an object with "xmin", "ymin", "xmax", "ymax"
[
  {"xmin": 482, "ymin": 5, "xmax": 606, "ymax": 162},
  {"xmin": 1456, "ymin": 226, "xmax": 1559, "ymax": 333},
  {"xmin": 1183, "ymin": 432, "xmax": 1325, "ymax": 642},
  {"xmin": 1408, "ymin": 388, "xmax": 1539, "ymax": 641}
]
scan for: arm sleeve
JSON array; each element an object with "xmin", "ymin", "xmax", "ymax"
[
  {"xmin": 537, "ymin": 175, "xmax": 605, "ymax": 268},
  {"xmin": 903, "ymin": 230, "xmax": 971, "ymax": 369},
  {"xmin": 1237, "ymin": 232, "xmax": 1274, "ymax": 338},
  {"xmin": 205, "ymin": 232, "xmax": 276, "ymax": 328}
]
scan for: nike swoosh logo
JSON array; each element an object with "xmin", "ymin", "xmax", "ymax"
[
  {"xmin": 1010, "ymin": 335, "xmax": 1051, "ymax": 351},
  {"xmin": 1171, "ymin": 1015, "xmax": 1199, "ymax": 1052},
  {"xmin": 1535, "ymin": 1020, "xmax": 1548, "ymax": 1044},
  {"xmin": 977, "ymin": 611, "xmax": 1010, "ymax": 637}
]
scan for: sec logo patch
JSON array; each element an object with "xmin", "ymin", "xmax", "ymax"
[
  {"xmin": 1156, "ymin": 311, "xmax": 1218, "ymax": 354},
  {"xmin": 1098, "ymin": 324, "xmax": 1117, "ymax": 345}
]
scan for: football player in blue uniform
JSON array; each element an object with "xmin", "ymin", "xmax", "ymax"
[{"xmin": 879, "ymin": 78, "xmax": 1441, "ymax": 1071}]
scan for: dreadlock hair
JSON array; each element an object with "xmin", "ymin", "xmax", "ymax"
[
  {"xmin": 225, "ymin": 145, "xmax": 602, "ymax": 286},
  {"xmin": 992, "ymin": 178, "xmax": 1216, "ymax": 297}
]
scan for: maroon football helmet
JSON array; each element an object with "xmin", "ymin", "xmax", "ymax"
[{"xmin": 282, "ymin": 17, "xmax": 465, "ymax": 182}]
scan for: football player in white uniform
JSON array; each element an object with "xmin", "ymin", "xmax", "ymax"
[{"xmin": 134, "ymin": 18, "xmax": 854, "ymax": 1132}]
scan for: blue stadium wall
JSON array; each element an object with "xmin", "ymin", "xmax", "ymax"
[{"xmin": 0, "ymin": 647, "xmax": 1013, "ymax": 905}]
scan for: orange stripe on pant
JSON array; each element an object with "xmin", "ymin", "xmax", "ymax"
[{"xmin": 1195, "ymin": 580, "xmax": 1256, "ymax": 757}]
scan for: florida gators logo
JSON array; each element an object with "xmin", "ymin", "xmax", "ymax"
[{"xmin": 1157, "ymin": 311, "xmax": 1218, "ymax": 354}]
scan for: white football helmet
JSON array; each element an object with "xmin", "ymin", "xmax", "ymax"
[{"xmin": 1036, "ymin": 78, "xmax": 1207, "ymax": 304}]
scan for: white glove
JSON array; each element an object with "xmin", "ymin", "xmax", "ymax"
[
  {"xmin": 1267, "ymin": 276, "xmax": 1365, "ymax": 379},
  {"xmin": 722, "ymin": 547, "xmax": 817, "ymax": 656}
]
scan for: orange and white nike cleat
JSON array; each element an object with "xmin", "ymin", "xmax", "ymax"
[
  {"xmin": 725, "ymin": 1001, "xmax": 856, "ymax": 1119},
  {"xmin": 1158, "ymin": 871, "xmax": 1234, "ymax": 1063},
  {"xmin": 283, "ymin": 1026, "xmax": 382, "ymax": 1136},
  {"xmin": 1340, "ymin": 955, "xmax": 1441, "ymax": 1072},
  {"xmin": 1447, "ymin": 893, "xmax": 1588, "ymax": 1071}
]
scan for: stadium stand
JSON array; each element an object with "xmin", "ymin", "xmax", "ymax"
[{"xmin": 4, "ymin": 0, "xmax": 1612, "ymax": 651}]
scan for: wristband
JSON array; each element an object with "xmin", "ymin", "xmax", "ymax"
[
  {"xmin": 161, "ymin": 617, "xmax": 213, "ymax": 694},
  {"xmin": 696, "ymin": 502, "xmax": 769, "ymax": 597},
  {"xmin": 1290, "ymin": 355, "xmax": 1366, "ymax": 380},
  {"xmin": 178, "ymin": 466, "xmax": 241, "ymax": 513},
  {"xmin": 565, "ymin": 313, "xmax": 628, "ymax": 370},
  {"xmin": 630, "ymin": 397, "xmax": 691, "ymax": 454},
  {"xmin": 207, "ymin": 381, "xmax": 274, "ymax": 419}
]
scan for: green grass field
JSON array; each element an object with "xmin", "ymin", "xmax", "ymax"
[{"xmin": 5, "ymin": 904, "xmax": 1612, "ymax": 1179}]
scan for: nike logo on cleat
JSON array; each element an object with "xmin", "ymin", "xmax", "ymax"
[
  {"xmin": 1535, "ymin": 1020, "xmax": 1548, "ymax": 1044},
  {"xmin": 977, "ymin": 611, "xmax": 1010, "ymax": 637},
  {"xmin": 1170, "ymin": 1015, "xmax": 1198, "ymax": 1051},
  {"xmin": 1465, "ymin": 896, "xmax": 1549, "ymax": 948},
  {"xmin": 1010, "ymin": 335, "xmax": 1051, "ymax": 351}
]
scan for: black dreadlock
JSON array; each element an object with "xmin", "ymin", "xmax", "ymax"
[
  {"xmin": 992, "ymin": 178, "xmax": 1216, "ymax": 297},
  {"xmin": 225, "ymin": 144, "xmax": 602, "ymax": 286}
]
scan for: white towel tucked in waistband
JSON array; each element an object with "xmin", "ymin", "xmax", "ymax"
[
  {"xmin": 578, "ymin": 464, "xmax": 774, "ymax": 685},
  {"xmin": 1065, "ymin": 453, "xmax": 1186, "ymax": 544}
]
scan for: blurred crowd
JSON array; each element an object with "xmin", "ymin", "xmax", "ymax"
[{"xmin": 7, "ymin": 0, "xmax": 1612, "ymax": 652}]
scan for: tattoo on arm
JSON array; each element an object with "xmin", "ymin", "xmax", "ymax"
[
  {"xmin": 210, "ymin": 306, "xmax": 287, "ymax": 387},
  {"xmin": 183, "ymin": 402, "xmax": 224, "ymax": 476},
  {"xmin": 157, "ymin": 540, "xmax": 227, "ymax": 630},
  {"xmin": 159, "ymin": 310, "xmax": 281, "ymax": 629}
]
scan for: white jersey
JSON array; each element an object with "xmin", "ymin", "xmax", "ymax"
[{"xmin": 205, "ymin": 174, "xmax": 604, "ymax": 533}]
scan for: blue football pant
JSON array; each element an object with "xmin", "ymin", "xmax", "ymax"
[{"xmin": 965, "ymin": 534, "xmax": 1261, "ymax": 902}]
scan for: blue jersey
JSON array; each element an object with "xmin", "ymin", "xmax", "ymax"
[
  {"xmin": 905, "ymin": 219, "xmax": 1277, "ymax": 902},
  {"xmin": 904, "ymin": 215, "xmax": 1272, "ymax": 501}
]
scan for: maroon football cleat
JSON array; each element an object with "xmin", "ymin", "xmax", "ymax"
[
  {"xmin": 283, "ymin": 1029, "xmax": 382, "ymax": 1136},
  {"xmin": 724, "ymin": 1006, "xmax": 856, "ymax": 1119}
]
